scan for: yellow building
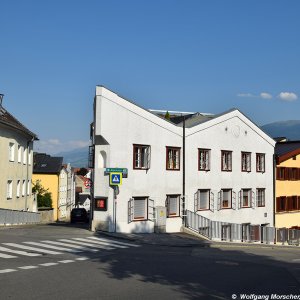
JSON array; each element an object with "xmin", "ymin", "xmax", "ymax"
[
  {"xmin": 275, "ymin": 141, "xmax": 300, "ymax": 229},
  {"xmin": 32, "ymin": 153, "xmax": 63, "ymax": 221}
]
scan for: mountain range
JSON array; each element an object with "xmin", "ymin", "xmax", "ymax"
[{"xmin": 56, "ymin": 120, "xmax": 300, "ymax": 167}]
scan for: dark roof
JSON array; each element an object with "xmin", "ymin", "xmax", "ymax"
[
  {"xmin": 275, "ymin": 141, "xmax": 300, "ymax": 164},
  {"xmin": 174, "ymin": 113, "xmax": 215, "ymax": 128},
  {"xmin": 33, "ymin": 153, "xmax": 63, "ymax": 174},
  {"xmin": 0, "ymin": 106, "xmax": 38, "ymax": 140}
]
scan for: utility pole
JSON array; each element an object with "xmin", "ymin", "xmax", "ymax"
[{"xmin": 182, "ymin": 114, "xmax": 186, "ymax": 225}]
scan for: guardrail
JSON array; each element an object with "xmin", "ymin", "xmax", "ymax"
[
  {"xmin": 0, "ymin": 209, "xmax": 41, "ymax": 226},
  {"xmin": 186, "ymin": 210, "xmax": 299, "ymax": 246}
]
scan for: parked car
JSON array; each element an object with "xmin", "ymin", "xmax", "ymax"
[{"xmin": 70, "ymin": 208, "xmax": 89, "ymax": 223}]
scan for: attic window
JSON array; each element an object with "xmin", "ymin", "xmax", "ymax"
[{"xmin": 41, "ymin": 164, "xmax": 47, "ymax": 167}]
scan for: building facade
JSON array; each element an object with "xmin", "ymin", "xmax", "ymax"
[
  {"xmin": 91, "ymin": 86, "xmax": 276, "ymax": 233},
  {"xmin": 0, "ymin": 99, "xmax": 38, "ymax": 211},
  {"xmin": 275, "ymin": 141, "xmax": 300, "ymax": 228}
]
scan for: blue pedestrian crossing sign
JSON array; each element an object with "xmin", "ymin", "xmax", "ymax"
[{"xmin": 110, "ymin": 172, "xmax": 122, "ymax": 186}]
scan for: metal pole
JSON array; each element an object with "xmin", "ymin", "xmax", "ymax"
[{"xmin": 182, "ymin": 115, "xmax": 186, "ymax": 225}]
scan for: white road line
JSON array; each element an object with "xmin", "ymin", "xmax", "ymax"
[
  {"xmin": 58, "ymin": 260, "xmax": 75, "ymax": 264},
  {"xmin": 24, "ymin": 242, "xmax": 82, "ymax": 253},
  {"xmin": 39, "ymin": 262, "xmax": 59, "ymax": 267},
  {"xmin": 18, "ymin": 266, "xmax": 39, "ymax": 270},
  {"xmin": 0, "ymin": 252, "xmax": 17, "ymax": 259},
  {"xmin": 0, "ymin": 269, "xmax": 17, "ymax": 274},
  {"xmin": 3, "ymin": 243, "xmax": 62, "ymax": 255},
  {"xmin": 41, "ymin": 240, "xmax": 98, "ymax": 252},
  {"xmin": 0, "ymin": 246, "xmax": 41, "ymax": 257},
  {"xmin": 59, "ymin": 239, "xmax": 114, "ymax": 250},
  {"xmin": 75, "ymin": 257, "xmax": 89, "ymax": 261},
  {"xmin": 88, "ymin": 237, "xmax": 137, "ymax": 248}
]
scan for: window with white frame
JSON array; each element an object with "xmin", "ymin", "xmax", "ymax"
[
  {"xmin": 256, "ymin": 188, "xmax": 265, "ymax": 207},
  {"xmin": 23, "ymin": 147, "xmax": 27, "ymax": 164},
  {"xmin": 17, "ymin": 180, "xmax": 20, "ymax": 198},
  {"xmin": 256, "ymin": 153, "xmax": 265, "ymax": 172},
  {"xmin": 221, "ymin": 151, "xmax": 232, "ymax": 171},
  {"xmin": 9, "ymin": 142, "xmax": 15, "ymax": 162},
  {"xmin": 166, "ymin": 147, "xmax": 180, "ymax": 170},
  {"xmin": 241, "ymin": 152, "xmax": 251, "ymax": 172},
  {"xmin": 7, "ymin": 180, "xmax": 13, "ymax": 199},
  {"xmin": 198, "ymin": 149, "xmax": 210, "ymax": 171},
  {"xmin": 22, "ymin": 180, "xmax": 26, "ymax": 196},
  {"xmin": 18, "ymin": 145, "xmax": 22, "ymax": 163},
  {"xmin": 198, "ymin": 189, "xmax": 210, "ymax": 210},
  {"xmin": 166, "ymin": 195, "xmax": 180, "ymax": 217},
  {"xmin": 27, "ymin": 180, "xmax": 31, "ymax": 196},
  {"xmin": 221, "ymin": 189, "xmax": 232, "ymax": 208},
  {"xmin": 133, "ymin": 144, "xmax": 151, "ymax": 169},
  {"xmin": 241, "ymin": 189, "xmax": 251, "ymax": 208}
]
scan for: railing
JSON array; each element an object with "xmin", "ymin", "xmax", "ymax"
[
  {"xmin": 185, "ymin": 210, "xmax": 299, "ymax": 246},
  {"xmin": 0, "ymin": 209, "xmax": 41, "ymax": 226}
]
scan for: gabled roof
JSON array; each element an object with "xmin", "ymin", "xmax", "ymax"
[
  {"xmin": 33, "ymin": 153, "xmax": 63, "ymax": 174},
  {"xmin": 275, "ymin": 141, "xmax": 300, "ymax": 164},
  {"xmin": 0, "ymin": 106, "xmax": 38, "ymax": 140}
]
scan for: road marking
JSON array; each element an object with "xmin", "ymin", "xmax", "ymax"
[
  {"xmin": 0, "ymin": 246, "xmax": 41, "ymax": 257},
  {"xmin": 58, "ymin": 260, "xmax": 75, "ymax": 264},
  {"xmin": 3, "ymin": 243, "xmax": 62, "ymax": 255},
  {"xmin": 18, "ymin": 265, "xmax": 39, "ymax": 270},
  {"xmin": 41, "ymin": 240, "xmax": 99, "ymax": 252},
  {"xmin": 88, "ymin": 237, "xmax": 140, "ymax": 247},
  {"xmin": 0, "ymin": 269, "xmax": 17, "ymax": 274},
  {"xmin": 24, "ymin": 242, "xmax": 82, "ymax": 253},
  {"xmin": 0, "ymin": 252, "xmax": 17, "ymax": 258},
  {"xmin": 59, "ymin": 239, "xmax": 114, "ymax": 250},
  {"xmin": 39, "ymin": 262, "xmax": 59, "ymax": 267},
  {"xmin": 75, "ymin": 257, "xmax": 89, "ymax": 261},
  {"xmin": 215, "ymin": 260, "xmax": 239, "ymax": 266}
]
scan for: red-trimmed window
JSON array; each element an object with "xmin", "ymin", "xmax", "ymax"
[
  {"xmin": 198, "ymin": 149, "xmax": 210, "ymax": 171},
  {"xmin": 166, "ymin": 147, "xmax": 180, "ymax": 170},
  {"xmin": 256, "ymin": 189, "xmax": 265, "ymax": 207},
  {"xmin": 166, "ymin": 195, "xmax": 180, "ymax": 217},
  {"xmin": 241, "ymin": 152, "xmax": 251, "ymax": 172},
  {"xmin": 221, "ymin": 151, "xmax": 232, "ymax": 171},
  {"xmin": 221, "ymin": 189, "xmax": 232, "ymax": 209},
  {"xmin": 256, "ymin": 153, "xmax": 265, "ymax": 172},
  {"xmin": 241, "ymin": 189, "xmax": 251, "ymax": 208},
  {"xmin": 133, "ymin": 144, "xmax": 151, "ymax": 170}
]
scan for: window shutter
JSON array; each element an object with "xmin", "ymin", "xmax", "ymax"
[
  {"xmin": 148, "ymin": 198, "xmax": 155, "ymax": 221},
  {"xmin": 207, "ymin": 151, "xmax": 211, "ymax": 170},
  {"xmin": 251, "ymin": 190, "xmax": 255, "ymax": 209},
  {"xmin": 287, "ymin": 196, "xmax": 293, "ymax": 211},
  {"xmin": 210, "ymin": 192, "xmax": 214, "ymax": 212},
  {"xmin": 217, "ymin": 191, "xmax": 221, "ymax": 210},
  {"xmin": 128, "ymin": 198, "xmax": 134, "ymax": 223},
  {"xmin": 297, "ymin": 196, "xmax": 300, "ymax": 210},
  {"xmin": 194, "ymin": 191, "xmax": 199, "ymax": 212},
  {"xmin": 232, "ymin": 191, "xmax": 236, "ymax": 209},
  {"xmin": 276, "ymin": 197, "xmax": 281, "ymax": 212},
  {"xmin": 146, "ymin": 147, "xmax": 151, "ymax": 169}
]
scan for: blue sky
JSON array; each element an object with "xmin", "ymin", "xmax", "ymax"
[{"xmin": 1, "ymin": 0, "xmax": 300, "ymax": 154}]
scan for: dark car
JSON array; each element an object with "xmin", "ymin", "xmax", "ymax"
[{"xmin": 70, "ymin": 208, "xmax": 89, "ymax": 223}]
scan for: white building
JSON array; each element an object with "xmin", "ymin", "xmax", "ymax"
[{"xmin": 91, "ymin": 86, "xmax": 275, "ymax": 234}]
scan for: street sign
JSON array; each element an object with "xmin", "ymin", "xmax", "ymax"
[
  {"xmin": 106, "ymin": 168, "xmax": 128, "ymax": 174},
  {"xmin": 109, "ymin": 172, "xmax": 122, "ymax": 186}
]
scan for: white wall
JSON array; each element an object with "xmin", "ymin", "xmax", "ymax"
[{"xmin": 92, "ymin": 87, "xmax": 275, "ymax": 233}]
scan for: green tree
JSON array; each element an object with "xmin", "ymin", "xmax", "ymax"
[
  {"xmin": 32, "ymin": 180, "xmax": 52, "ymax": 208},
  {"xmin": 164, "ymin": 111, "xmax": 170, "ymax": 120}
]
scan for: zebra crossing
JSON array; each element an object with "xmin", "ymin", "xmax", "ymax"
[{"xmin": 0, "ymin": 236, "xmax": 140, "ymax": 260}]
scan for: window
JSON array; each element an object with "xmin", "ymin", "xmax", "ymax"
[
  {"xmin": 221, "ymin": 189, "xmax": 232, "ymax": 208},
  {"xmin": 166, "ymin": 195, "xmax": 180, "ymax": 217},
  {"xmin": 133, "ymin": 197, "xmax": 148, "ymax": 220},
  {"xmin": 9, "ymin": 143, "xmax": 15, "ymax": 161},
  {"xmin": 23, "ymin": 147, "xmax": 27, "ymax": 164},
  {"xmin": 276, "ymin": 196, "xmax": 287, "ymax": 212},
  {"xmin": 256, "ymin": 153, "xmax": 265, "ymax": 172},
  {"xmin": 221, "ymin": 151, "xmax": 232, "ymax": 171},
  {"xmin": 241, "ymin": 152, "xmax": 251, "ymax": 172},
  {"xmin": 166, "ymin": 147, "xmax": 180, "ymax": 170},
  {"xmin": 18, "ymin": 145, "xmax": 22, "ymax": 163},
  {"xmin": 198, "ymin": 149, "xmax": 210, "ymax": 171},
  {"xmin": 28, "ymin": 150, "xmax": 32, "ymax": 165},
  {"xmin": 27, "ymin": 180, "xmax": 31, "ymax": 196},
  {"xmin": 22, "ymin": 180, "xmax": 26, "ymax": 196},
  {"xmin": 17, "ymin": 180, "xmax": 20, "ymax": 198},
  {"xmin": 198, "ymin": 189, "xmax": 210, "ymax": 210},
  {"xmin": 288, "ymin": 196, "xmax": 298, "ymax": 211},
  {"xmin": 256, "ymin": 189, "xmax": 265, "ymax": 207},
  {"xmin": 7, "ymin": 180, "xmax": 13, "ymax": 199},
  {"xmin": 133, "ymin": 144, "xmax": 151, "ymax": 169},
  {"xmin": 241, "ymin": 189, "xmax": 251, "ymax": 208}
]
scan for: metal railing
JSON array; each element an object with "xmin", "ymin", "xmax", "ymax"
[
  {"xmin": 0, "ymin": 209, "xmax": 41, "ymax": 226},
  {"xmin": 186, "ymin": 210, "xmax": 299, "ymax": 246}
]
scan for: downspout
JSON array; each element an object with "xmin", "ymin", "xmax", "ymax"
[
  {"xmin": 273, "ymin": 154, "xmax": 277, "ymax": 227},
  {"xmin": 182, "ymin": 115, "xmax": 186, "ymax": 226},
  {"xmin": 25, "ymin": 138, "xmax": 33, "ymax": 211}
]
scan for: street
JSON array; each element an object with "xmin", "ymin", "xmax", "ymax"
[{"xmin": 0, "ymin": 224, "xmax": 299, "ymax": 300}]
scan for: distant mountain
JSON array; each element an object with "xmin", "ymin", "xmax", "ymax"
[
  {"xmin": 55, "ymin": 147, "xmax": 89, "ymax": 168},
  {"xmin": 261, "ymin": 120, "xmax": 300, "ymax": 141}
]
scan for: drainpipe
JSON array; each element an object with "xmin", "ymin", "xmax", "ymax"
[
  {"xmin": 25, "ymin": 138, "xmax": 33, "ymax": 211},
  {"xmin": 273, "ymin": 154, "xmax": 276, "ymax": 227},
  {"xmin": 182, "ymin": 115, "xmax": 186, "ymax": 226}
]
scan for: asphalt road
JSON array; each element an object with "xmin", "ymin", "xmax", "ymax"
[{"xmin": 0, "ymin": 224, "xmax": 299, "ymax": 300}]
